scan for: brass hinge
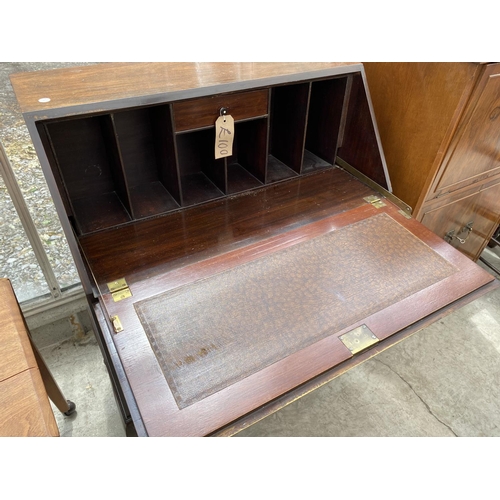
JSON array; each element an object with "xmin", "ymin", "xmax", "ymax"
[
  {"xmin": 339, "ymin": 325, "xmax": 379, "ymax": 355},
  {"xmin": 107, "ymin": 278, "xmax": 132, "ymax": 302},
  {"xmin": 363, "ymin": 195, "xmax": 386, "ymax": 209},
  {"xmin": 110, "ymin": 315, "xmax": 123, "ymax": 333}
]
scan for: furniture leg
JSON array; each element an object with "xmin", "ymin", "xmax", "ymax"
[{"xmin": 27, "ymin": 336, "xmax": 76, "ymax": 415}]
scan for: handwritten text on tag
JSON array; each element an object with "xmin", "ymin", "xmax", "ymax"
[{"xmin": 215, "ymin": 114, "xmax": 234, "ymax": 159}]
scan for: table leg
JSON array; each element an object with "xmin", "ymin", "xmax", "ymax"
[{"xmin": 28, "ymin": 334, "xmax": 76, "ymax": 416}]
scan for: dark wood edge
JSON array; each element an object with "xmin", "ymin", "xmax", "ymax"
[
  {"xmin": 433, "ymin": 168, "xmax": 500, "ymax": 201},
  {"xmin": 100, "ymin": 201, "xmax": 377, "ymax": 305},
  {"xmin": 212, "ymin": 278, "xmax": 500, "ymax": 436},
  {"xmin": 358, "ymin": 66, "xmax": 393, "ymax": 193},
  {"xmin": 174, "ymin": 115, "xmax": 269, "ymax": 135},
  {"xmin": 24, "ymin": 121, "xmax": 94, "ymax": 294},
  {"xmin": 92, "ymin": 300, "xmax": 148, "ymax": 437}
]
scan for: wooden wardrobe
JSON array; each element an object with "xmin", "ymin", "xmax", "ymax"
[{"xmin": 363, "ymin": 62, "xmax": 500, "ymax": 261}]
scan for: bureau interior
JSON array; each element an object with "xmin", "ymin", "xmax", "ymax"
[{"xmin": 36, "ymin": 72, "xmax": 386, "ymax": 237}]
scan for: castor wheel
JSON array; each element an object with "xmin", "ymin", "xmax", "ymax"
[{"xmin": 63, "ymin": 400, "xmax": 76, "ymax": 416}]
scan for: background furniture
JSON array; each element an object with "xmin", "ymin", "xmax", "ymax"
[
  {"xmin": 363, "ymin": 62, "xmax": 500, "ymax": 261},
  {"xmin": 0, "ymin": 278, "xmax": 75, "ymax": 436}
]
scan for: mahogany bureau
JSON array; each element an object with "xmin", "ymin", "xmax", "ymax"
[{"xmin": 10, "ymin": 63, "xmax": 498, "ymax": 436}]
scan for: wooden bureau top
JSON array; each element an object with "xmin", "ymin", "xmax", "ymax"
[{"xmin": 10, "ymin": 62, "xmax": 362, "ymax": 117}]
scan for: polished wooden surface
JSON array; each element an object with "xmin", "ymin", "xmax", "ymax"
[
  {"xmin": 270, "ymin": 82, "xmax": 310, "ymax": 174},
  {"xmin": 12, "ymin": 63, "xmax": 393, "ymax": 432},
  {"xmin": 430, "ymin": 64, "xmax": 500, "ymax": 195},
  {"xmin": 306, "ymin": 78, "xmax": 347, "ymax": 167},
  {"xmin": 134, "ymin": 211, "xmax": 456, "ymax": 410},
  {"xmin": 10, "ymin": 62, "xmax": 361, "ymax": 116},
  {"xmin": 363, "ymin": 62, "xmax": 479, "ymax": 211},
  {"xmin": 0, "ymin": 279, "xmax": 59, "ymax": 436},
  {"xmin": 79, "ymin": 168, "xmax": 374, "ymax": 289},
  {"xmin": 113, "ymin": 107, "xmax": 181, "ymax": 217},
  {"xmin": 82, "ymin": 173, "xmax": 494, "ymax": 436},
  {"xmin": 173, "ymin": 89, "xmax": 268, "ymax": 131}
]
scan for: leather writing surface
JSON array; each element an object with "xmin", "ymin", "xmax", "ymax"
[{"xmin": 135, "ymin": 213, "xmax": 457, "ymax": 409}]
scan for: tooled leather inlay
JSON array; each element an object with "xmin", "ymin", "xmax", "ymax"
[{"xmin": 135, "ymin": 213, "xmax": 457, "ymax": 409}]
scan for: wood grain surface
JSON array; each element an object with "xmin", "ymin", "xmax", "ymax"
[
  {"xmin": 337, "ymin": 73, "xmax": 389, "ymax": 189},
  {"xmin": 10, "ymin": 62, "xmax": 361, "ymax": 116},
  {"xmin": 11, "ymin": 62, "xmax": 498, "ymax": 437},
  {"xmin": 0, "ymin": 279, "xmax": 59, "ymax": 436},
  {"xmin": 430, "ymin": 64, "xmax": 500, "ymax": 195},
  {"xmin": 363, "ymin": 62, "xmax": 479, "ymax": 211},
  {"xmin": 79, "ymin": 168, "xmax": 374, "ymax": 289},
  {"xmin": 173, "ymin": 89, "xmax": 268, "ymax": 132},
  {"xmin": 27, "ymin": 63, "xmax": 392, "ymax": 242},
  {"xmin": 362, "ymin": 62, "xmax": 500, "ymax": 264}
]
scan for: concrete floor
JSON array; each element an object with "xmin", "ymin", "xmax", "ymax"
[
  {"xmin": 32, "ymin": 310, "xmax": 126, "ymax": 437},
  {"xmin": 30, "ymin": 244, "xmax": 500, "ymax": 437}
]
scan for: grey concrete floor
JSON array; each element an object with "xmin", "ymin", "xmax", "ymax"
[
  {"xmin": 33, "ymin": 311, "xmax": 126, "ymax": 437},
  {"xmin": 31, "ymin": 244, "xmax": 500, "ymax": 437}
]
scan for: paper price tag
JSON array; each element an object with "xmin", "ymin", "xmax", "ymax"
[{"xmin": 215, "ymin": 114, "xmax": 234, "ymax": 159}]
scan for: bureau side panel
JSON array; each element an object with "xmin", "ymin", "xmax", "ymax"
[{"xmin": 363, "ymin": 62, "xmax": 479, "ymax": 211}]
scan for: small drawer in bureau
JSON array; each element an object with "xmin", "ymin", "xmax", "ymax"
[{"xmin": 172, "ymin": 89, "xmax": 268, "ymax": 132}]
